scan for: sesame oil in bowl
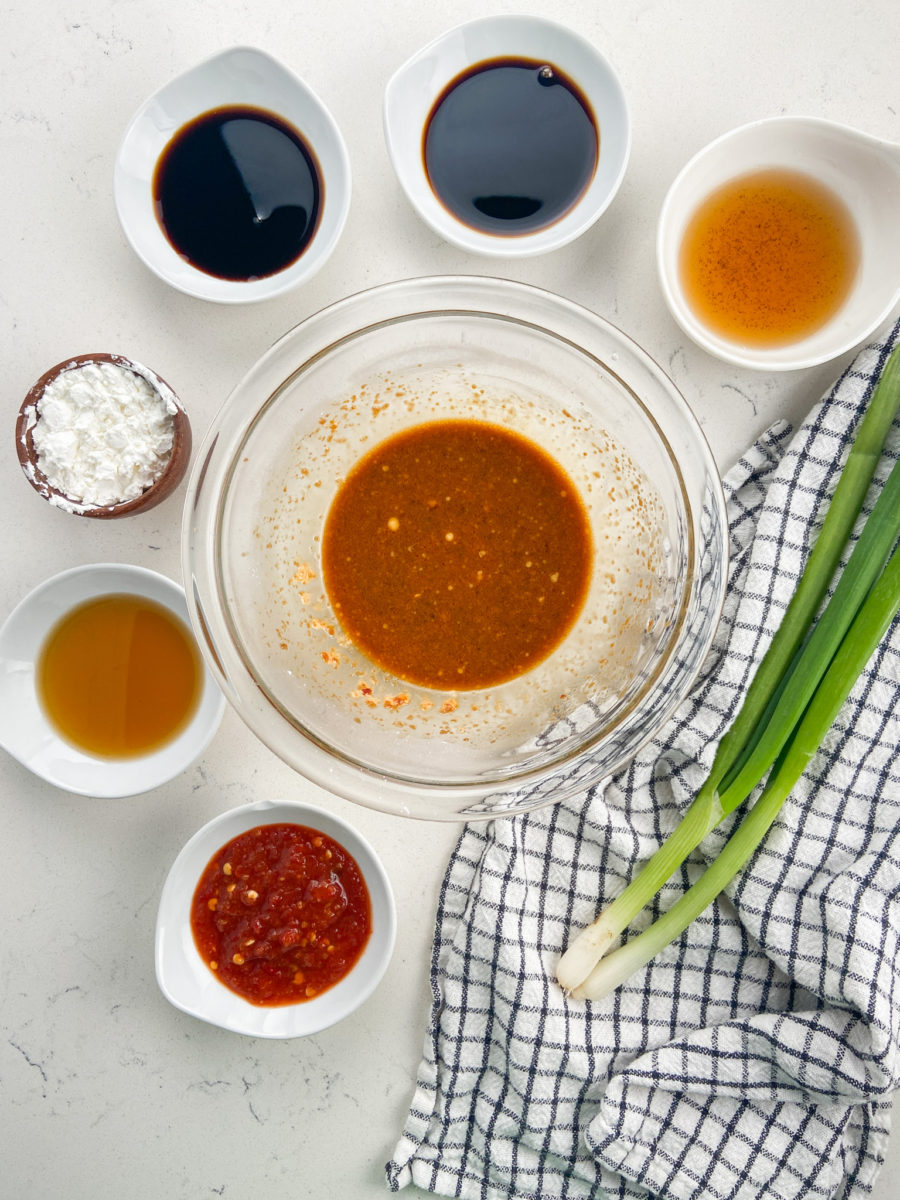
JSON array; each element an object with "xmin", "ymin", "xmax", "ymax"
[
  {"xmin": 679, "ymin": 166, "xmax": 860, "ymax": 348},
  {"xmin": 658, "ymin": 116, "xmax": 900, "ymax": 369}
]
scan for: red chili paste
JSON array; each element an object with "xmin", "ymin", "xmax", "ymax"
[{"xmin": 191, "ymin": 822, "xmax": 372, "ymax": 1006}]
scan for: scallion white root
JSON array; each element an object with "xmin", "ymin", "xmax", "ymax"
[{"xmin": 556, "ymin": 790, "xmax": 723, "ymax": 991}]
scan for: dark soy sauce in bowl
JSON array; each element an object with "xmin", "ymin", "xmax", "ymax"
[
  {"xmin": 423, "ymin": 57, "xmax": 598, "ymax": 237},
  {"xmin": 153, "ymin": 105, "xmax": 322, "ymax": 281}
]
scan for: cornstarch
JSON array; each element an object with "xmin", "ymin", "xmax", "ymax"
[{"xmin": 27, "ymin": 359, "xmax": 177, "ymax": 511}]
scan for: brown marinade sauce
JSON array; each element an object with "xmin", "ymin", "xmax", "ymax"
[{"xmin": 322, "ymin": 419, "xmax": 593, "ymax": 690}]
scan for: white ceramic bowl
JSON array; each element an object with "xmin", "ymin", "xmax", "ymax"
[
  {"xmin": 383, "ymin": 15, "xmax": 630, "ymax": 257},
  {"xmin": 114, "ymin": 46, "xmax": 351, "ymax": 303},
  {"xmin": 0, "ymin": 564, "xmax": 224, "ymax": 796},
  {"xmin": 657, "ymin": 116, "xmax": 900, "ymax": 370},
  {"xmin": 155, "ymin": 798, "xmax": 397, "ymax": 1037}
]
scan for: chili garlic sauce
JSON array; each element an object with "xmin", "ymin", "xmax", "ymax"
[
  {"xmin": 679, "ymin": 167, "xmax": 859, "ymax": 346},
  {"xmin": 192, "ymin": 823, "xmax": 371, "ymax": 1007},
  {"xmin": 252, "ymin": 381, "xmax": 668, "ymax": 739}
]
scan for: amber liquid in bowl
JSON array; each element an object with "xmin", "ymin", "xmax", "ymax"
[
  {"xmin": 679, "ymin": 167, "xmax": 860, "ymax": 346},
  {"xmin": 38, "ymin": 594, "xmax": 202, "ymax": 758}
]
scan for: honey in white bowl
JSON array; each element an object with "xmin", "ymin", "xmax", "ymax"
[{"xmin": 38, "ymin": 594, "xmax": 202, "ymax": 758}]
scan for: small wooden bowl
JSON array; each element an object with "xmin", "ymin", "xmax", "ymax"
[{"xmin": 16, "ymin": 352, "xmax": 191, "ymax": 518}]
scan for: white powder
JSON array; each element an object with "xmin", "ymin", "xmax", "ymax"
[{"xmin": 25, "ymin": 359, "xmax": 178, "ymax": 511}]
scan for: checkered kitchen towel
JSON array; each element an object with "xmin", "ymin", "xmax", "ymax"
[{"xmin": 387, "ymin": 316, "xmax": 900, "ymax": 1200}]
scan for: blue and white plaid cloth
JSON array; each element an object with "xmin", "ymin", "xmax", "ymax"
[{"xmin": 387, "ymin": 317, "xmax": 900, "ymax": 1200}]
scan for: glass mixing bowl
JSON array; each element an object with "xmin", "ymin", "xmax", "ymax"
[{"xmin": 183, "ymin": 276, "xmax": 727, "ymax": 820}]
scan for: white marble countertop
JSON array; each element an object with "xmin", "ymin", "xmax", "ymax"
[{"xmin": 2, "ymin": 2, "xmax": 898, "ymax": 1197}]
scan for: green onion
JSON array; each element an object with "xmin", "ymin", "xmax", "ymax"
[
  {"xmin": 556, "ymin": 343, "xmax": 900, "ymax": 997},
  {"xmin": 710, "ymin": 342, "xmax": 900, "ymax": 798},
  {"xmin": 571, "ymin": 540, "xmax": 900, "ymax": 1001},
  {"xmin": 717, "ymin": 449, "xmax": 900, "ymax": 811}
]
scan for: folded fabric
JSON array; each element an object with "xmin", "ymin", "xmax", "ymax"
[{"xmin": 387, "ymin": 316, "xmax": 900, "ymax": 1200}]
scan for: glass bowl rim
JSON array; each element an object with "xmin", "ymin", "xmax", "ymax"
[{"xmin": 182, "ymin": 275, "xmax": 728, "ymax": 819}]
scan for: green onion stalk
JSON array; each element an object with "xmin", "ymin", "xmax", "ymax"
[{"xmin": 557, "ymin": 343, "xmax": 900, "ymax": 997}]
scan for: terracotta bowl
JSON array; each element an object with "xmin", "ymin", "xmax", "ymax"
[{"xmin": 16, "ymin": 352, "xmax": 191, "ymax": 518}]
